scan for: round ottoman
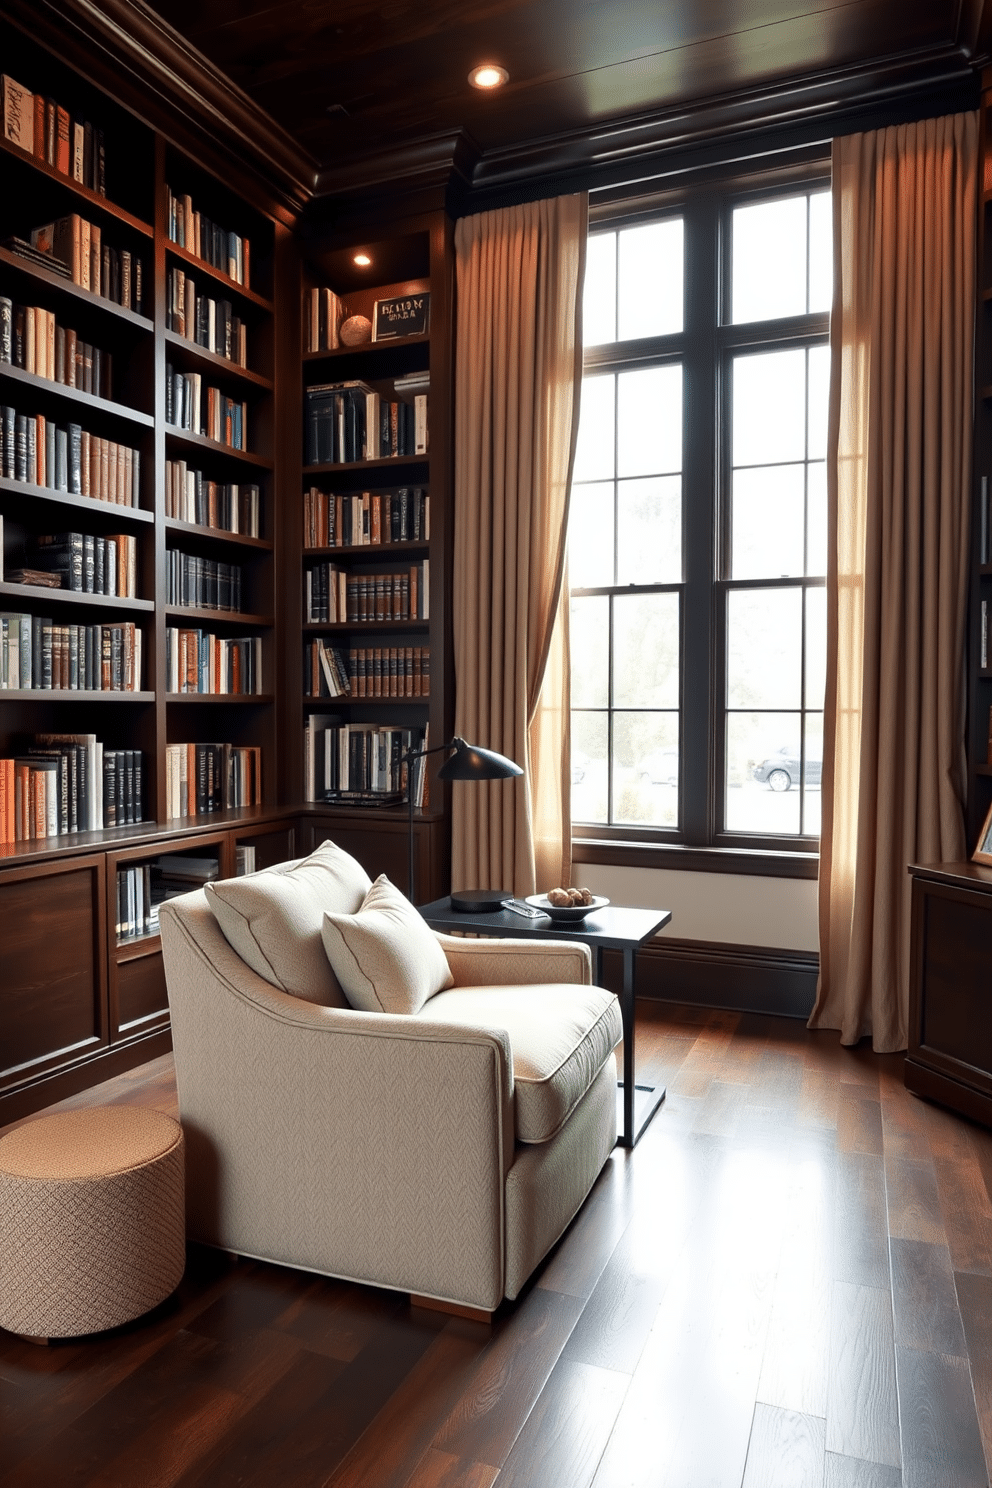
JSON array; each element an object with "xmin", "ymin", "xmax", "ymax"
[{"xmin": 0, "ymin": 1106, "xmax": 185, "ymax": 1341}]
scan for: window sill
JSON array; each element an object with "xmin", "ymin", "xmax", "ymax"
[{"xmin": 572, "ymin": 837, "xmax": 819, "ymax": 880}]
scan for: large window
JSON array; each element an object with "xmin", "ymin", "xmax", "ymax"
[{"xmin": 569, "ymin": 172, "xmax": 831, "ymax": 860}]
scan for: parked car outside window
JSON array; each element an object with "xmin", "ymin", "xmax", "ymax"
[{"xmin": 753, "ymin": 746, "xmax": 822, "ymax": 792}]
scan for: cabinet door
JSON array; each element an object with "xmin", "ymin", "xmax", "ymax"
[
  {"xmin": 911, "ymin": 880, "xmax": 992, "ymax": 1091},
  {"xmin": 304, "ymin": 813, "xmax": 440, "ymax": 900},
  {"xmin": 0, "ymin": 855, "xmax": 108, "ymax": 1099}
]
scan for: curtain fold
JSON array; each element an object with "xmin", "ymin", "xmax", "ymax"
[
  {"xmin": 810, "ymin": 114, "xmax": 977, "ymax": 1052},
  {"xmin": 452, "ymin": 195, "xmax": 587, "ymax": 897}
]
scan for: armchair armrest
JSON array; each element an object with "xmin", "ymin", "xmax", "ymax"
[{"xmin": 433, "ymin": 931, "xmax": 593, "ymax": 988}]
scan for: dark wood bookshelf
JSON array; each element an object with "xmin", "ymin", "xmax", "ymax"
[
  {"xmin": 165, "ymin": 240, "xmax": 274, "ymax": 312},
  {"xmin": 0, "ymin": 135, "xmax": 154, "ymax": 238},
  {"xmin": 303, "ymin": 540, "xmax": 429, "ymax": 558},
  {"xmin": 164, "ymin": 605, "xmax": 272, "ymax": 626},
  {"xmin": 165, "ymin": 426, "xmax": 274, "ymax": 468},
  {"xmin": 0, "ymin": 581, "xmax": 153, "ymax": 611},
  {"xmin": 302, "ymin": 618, "xmax": 427, "ymax": 633},
  {"xmin": 304, "ymin": 455, "xmax": 429, "ymax": 476},
  {"xmin": 0, "ymin": 247, "xmax": 154, "ymax": 329},
  {"xmin": 163, "ymin": 328, "xmax": 274, "ymax": 390},
  {"xmin": 0, "ymin": 475, "xmax": 153, "ymax": 519},
  {"xmin": 0, "ymin": 361, "xmax": 154, "ymax": 424},
  {"xmin": 302, "ymin": 331, "xmax": 429, "ymax": 362},
  {"xmin": 164, "ymin": 516, "xmax": 272, "ymax": 550},
  {"xmin": 0, "ymin": 688, "xmax": 154, "ymax": 701}
]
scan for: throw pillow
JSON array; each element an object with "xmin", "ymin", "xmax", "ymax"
[
  {"xmin": 206, "ymin": 839, "xmax": 372, "ymax": 1006},
  {"xmin": 321, "ymin": 875, "xmax": 453, "ymax": 1015}
]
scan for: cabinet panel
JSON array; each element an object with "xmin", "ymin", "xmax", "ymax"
[
  {"xmin": 0, "ymin": 855, "xmax": 107, "ymax": 1092},
  {"xmin": 305, "ymin": 811, "xmax": 442, "ymax": 902},
  {"xmin": 116, "ymin": 950, "xmax": 169, "ymax": 1034}
]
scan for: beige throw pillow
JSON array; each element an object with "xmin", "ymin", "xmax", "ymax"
[
  {"xmin": 205, "ymin": 839, "xmax": 372, "ymax": 1006},
  {"xmin": 321, "ymin": 875, "xmax": 453, "ymax": 1015}
]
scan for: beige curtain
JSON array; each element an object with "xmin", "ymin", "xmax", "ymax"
[
  {"xmin": 810, "ymin": 114, "xmax": 977, "ymax": 1052},
  {"xmin": 452, "ymin": 195, "xmax": 587, "ymax": 897}
]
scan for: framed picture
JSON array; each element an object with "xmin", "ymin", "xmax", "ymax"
[
  {"xmin": 974, "ymin": 800, "xmax": 992, "ymax": 866},
  {"xmin": 372, "ymin": 292, "xmax": 430, "ymax": 342}
]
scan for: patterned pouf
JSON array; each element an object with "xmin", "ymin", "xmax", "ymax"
[{"xmin": 0, "ymin": 1106, "xmax": 185, "ymax": 1340}]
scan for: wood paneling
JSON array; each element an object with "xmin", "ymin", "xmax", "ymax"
[{"xmin": 5, "ymin": 1001, "xmax": 992, "ymax": 1487}]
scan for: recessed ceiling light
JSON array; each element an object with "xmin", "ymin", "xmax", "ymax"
[
  {"xmin": 353, "ymin": 253, "xmax": 372, "ymax": 267},
  {"xmin": 469, "ymin": 64, "xmax": 508, "ymax": 90}
]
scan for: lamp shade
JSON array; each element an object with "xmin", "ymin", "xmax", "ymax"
[{"xmin": 436, "ymin": 737, "xmax": 523, "ymax": 782}]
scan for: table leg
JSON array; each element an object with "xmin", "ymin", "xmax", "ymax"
[{"xmin": 616, "ymin": 947, "xmax": 666, "ymax": 1148}]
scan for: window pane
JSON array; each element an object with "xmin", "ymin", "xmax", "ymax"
[
  {"xmin": 612, "ymin": 711, "xmax": 679, "ymax": 827},
  {"xmin": 618, "ymin": 365, "xmax": 682, "ymax": 478},
  {"xmin": 617, "ymin": 475, "xmax": 681, "ymax": 585},
  {"xmin": 583, "ymin": 232, "xmax": 616, "ymax": 347},
  {"xmin": 618, "ymin": 219, "xmax": 683, "ymax": 339},
  {"xmin": 569, "ymin": 481, "xmax": 615, "ymax": 588},
  {"xmin": 725, "ymin": 711, "xmax": 802, "ymax": 834},
  {"xmin": 808, "ymin": 192, "xmax": 832, "ymax": 313},
  {"xmin": 731, "ymin": 465, "xmax": 805, "ymax": 579},
  {"xmin": 732, "ymin": 349, "xmax": 806, "ymax": 467},
  {"xmin": 571, "ymin": 711, "xmax": 609, "ymax": 823},
  {"xmin": 806, "ymin": 462, "xmax": 827, "ymax": 576},
  {"xmin": 571, "ymin": 595, "xmax": 610, "ymax": 707},
  {"xmin": 727, "ymin": 588, "xmax": 802, "ymax": 710},
  {"xmin": 807, "ymin": 345, "xmax": 830, "ymax": 460},
  {"xmin": 732, "ymin": 196, "xmax": 807, "ymax": 324},
  {"xmin": 613, "ymin": 592, "xmax": 679, "ymax": 709},
  {"xmin": 805, "ymin": 587, "xmax": 826, "ymax": 709},
  {"xmin": 802, "ymin": 712, "xmax": 823, "ymax": 835},
  {"xmin": 574, "ymin": 373, "xmax": 615, "ymax": 482}
]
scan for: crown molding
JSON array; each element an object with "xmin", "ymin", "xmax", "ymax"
[
  {"xmin": 310, "ymin": 130, "xmax": 480, "ymax": 213},
  {"xmin": 2, "ymin": 0, "xmax": 319, "ymax": 218}
]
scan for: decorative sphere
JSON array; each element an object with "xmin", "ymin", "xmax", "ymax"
[{"xmin": 340, "ymin": 315, "xmax": 372, "ymax": 346}]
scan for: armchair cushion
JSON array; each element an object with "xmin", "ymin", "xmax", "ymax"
[
  {"xmin": 320, "ymin": 875, "xmax": 453, "ymax": 1015},
  {"xmin": 204, "ymin": 840, "xmax": 371, "ymax": 1007},
  {"xmin": 417, "ymin": 983, "xmax": 621, "ymax": 1144}
]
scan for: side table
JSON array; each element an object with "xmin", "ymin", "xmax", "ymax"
[{"xmin": 418, "ymin": 898, "xmax": 672, "ymax": 1147}]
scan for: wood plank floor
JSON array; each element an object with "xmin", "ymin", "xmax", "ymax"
[{"xmin": 2, "ymin": 1002, "xmax": 991, "ymax": 1487}]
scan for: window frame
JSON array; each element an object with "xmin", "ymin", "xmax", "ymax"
[{"xmin": 570, "ymin": 159, "xmax": 831, "ymax": 878}]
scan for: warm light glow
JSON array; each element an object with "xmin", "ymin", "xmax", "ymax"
[
  {"xmin": 469, "ymin": 64, "xmax": 508, "ymax": 90},
  {"xmin": 353, "ymin": 252, "xmax": 372, "ymax": 267}
]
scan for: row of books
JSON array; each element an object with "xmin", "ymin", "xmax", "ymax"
[
  {"xmin": 166, "ymin": 267, "xmax": 248, "ymax": 367},
  {"xmin": 0, "ymin": 405, "xmax": 140, "ymax": 504},
  {"xmin": 28, "ymin": 215, "xmax": 142, "ymax": 313},
  {"xmin": 304, "ymin": 381, "xmax": 427, "ymax": 466},
  {"xmin": 164, "ymin": 741, "xmax": 262, "ymax": 819},
  {"xmin": 304, "ymin": 562, "xmax": 429, "ymax": 624},
  {"xmin": 165, "ymin": 460, "xmax": 261, "ymax": 537},
  {"xmin": 167, "ymin": 551, "xmax": 244, "ymax": 612},
  {"xmin": 303, "ymin": 718, "xmax": 427, "ymax": 804},
  {"xmin": 305, "ymin": 286, "xmax": 343, "ymax": 352},
  {"xmin": 166, "ymin": 365, "xmax": 247, "ymax": 450},
  {"xmin": 1, "ymin": 75, "xmax": 106, "ymax": 194},
  {"xmin": 166, "ymin": 188, "xmax": 250, "ymax": 288},
  {"xmin": 0, "ymin": 736, "xmax": 143, "ymax": 843},
  {"xmin": 0, "ymin": 299, "xmax": 113, "ymax": 398},
  {"xmin": 116, "ymin": 854, "xmax": 221, "ymax": 941},
  {"xmin": 303, "ymin": 486, "xmax": 429, "ymax": 549},
  {"xmin": 24, "ymin": 530, "xmax": 137, "ymax": 596},
  {"xmin": 305, "ymin": 640, "xmax": 429, "ymax": 699},
  {"xmin": 0, "ymin": 615, "xmax": 142, "ymax": 691},
  {"xmin": 166, "ymin": 628, "xmax": 263, "ymax": 695}
]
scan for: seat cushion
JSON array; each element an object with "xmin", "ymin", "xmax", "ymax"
[
  {"xmin": 205, "ymin": 840, "xmax": 371, "ymax": 1007},
  {"xmin": 416, "ymin": 983, "xmax": 621, "ymax": 1143},
  {"xmin": 321, "ymin": 875, "xmax": 453, "ymax": 1015}
]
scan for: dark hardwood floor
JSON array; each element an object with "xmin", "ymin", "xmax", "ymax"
[{"xmin": 2, "ymin": 1003, "xmax": 992, "ymax": 1487}]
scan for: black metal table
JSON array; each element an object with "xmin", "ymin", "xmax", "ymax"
[{"xmin": 418, "ymin": 898, "xmax": 673, "ymax": 1147}]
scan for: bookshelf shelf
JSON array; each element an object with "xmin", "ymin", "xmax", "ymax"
[
  {"xmin": 164, "ymin": 517, "xmax": 272, "ymax": 551},
  {"xmin": 303, "ymin": 618, "xmax": 427, "ymax": 634},
  {"xmin": 302, "ymin": 332, "xmax": 429, "ymax": 362},
  {"xmin": 165, "ymin": 427, "xmax": 273, "ymax": 469},
  {"xmin": 0, "ymin": 136, "xmax": 154, "ymax": 239},
  {"xmin": 0, "ymin": 581, "xmax": 153, "ymax": 612},
  {"xmin": 0, "ymin": 248, "xmax": 154, "ymax": 330},
  {"xmin": 304, "ymin": 455, "xmax": 429, "ymax": 476},
  {"xmin": 166, "ymin": 692, "xmax": 274, "ymax": 704},
  {"xmin": 165, "ymin": 241, "xmax": 273, "ymax": 312},
  {"xmin": 0, "ymin": 362, "xmax": 154, "ymax": 425},
  {"xmin": 303, "ymin": 540, "xmax": 429, "ymax": 558},
  {"xmin": 165, "ymin": 605, "xmax": 272, "ymax": 626},
  {"xmin": 0, "ymin": 476, "xmax": 153, "ymax": 520},
  {"xmin": 163, "ymin": 329, "xmax": 274, "ymax": 391},
  {"xmin": 0, "ymin": 689, "xmax": 155, "ymax": 701}
]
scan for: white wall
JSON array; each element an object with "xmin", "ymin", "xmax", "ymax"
[{"xmin": 577, "ymin": 863, "xmax": 819, "ymax": 951}]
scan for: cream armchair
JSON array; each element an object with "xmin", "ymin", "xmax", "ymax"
[{"xmin": 158, "ymin": 845, "xmax": 621, "ymax": 1317}]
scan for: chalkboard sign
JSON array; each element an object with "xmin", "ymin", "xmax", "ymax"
[{"xmin": 372, "ymin": 292, "xmax": 431, "ymax": 341}]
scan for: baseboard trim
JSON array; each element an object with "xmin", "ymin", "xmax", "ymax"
[
  {"xmin": 0, "ymin": 1029, "xmax": 173, "ymax": 1128},
  {"xmin": 598, "ymin": 937, "xmax": 819, "ymax": 1020}
]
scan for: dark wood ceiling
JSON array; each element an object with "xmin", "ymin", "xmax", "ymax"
[{"xmin": 144, "ymin": 0, "xmax": 986, "ymax": 178}]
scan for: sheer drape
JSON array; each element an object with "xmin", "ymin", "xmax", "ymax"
[
  {"xmin": 452, "ymin": 195, "xmax": 587, "ymax": 896},
  {"xmin": 810, "ymin": 115, "xmax": 976, "ymax": 1052}
]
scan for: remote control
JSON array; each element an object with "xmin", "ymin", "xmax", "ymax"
[{"xmin": 503, "ymin": 899, "xmax": 546, "ymax": 918}]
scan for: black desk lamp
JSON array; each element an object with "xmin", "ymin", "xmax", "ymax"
[{"xmin": 404, "ymin": 736, "xmax": 522, "ymax": 909}]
